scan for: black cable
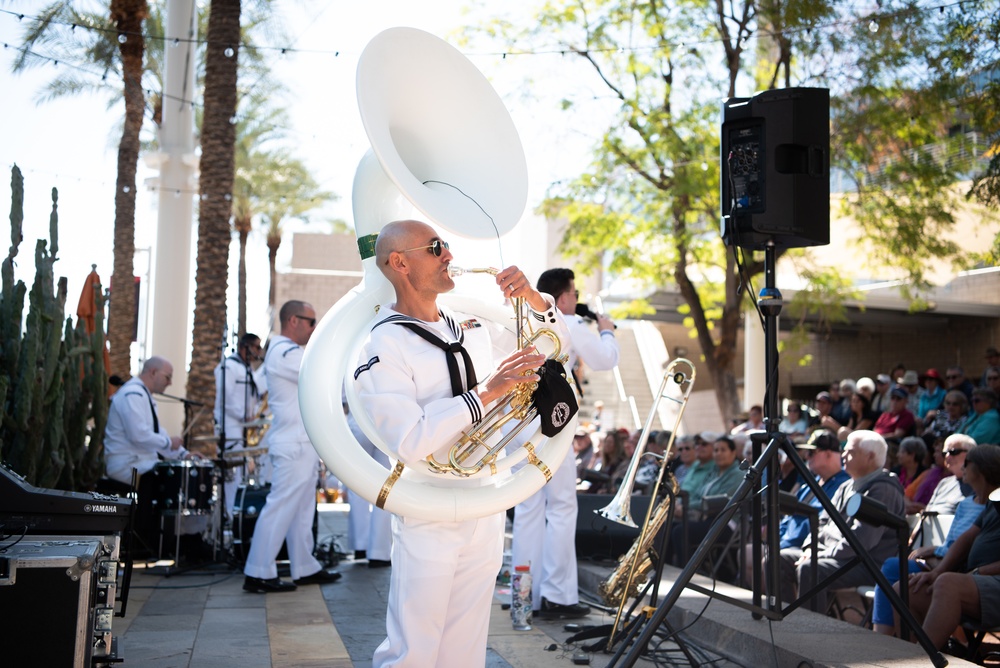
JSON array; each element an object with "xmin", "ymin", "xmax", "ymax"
[
  {"xmin": 0, "ymin": 524, "xmax": 28, "ymax": 552},
  {"xmin": 421, "ymin": 179, "xmax": 504, "ymax": 267}
]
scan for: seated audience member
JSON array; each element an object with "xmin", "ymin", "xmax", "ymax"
[
  {"xmin": 924, "ymin": 390, "xmax": 969, "ymax": 441},
  {"xmin": 983, "ymin": 365, "xmax": 1000, "ymax": 397},
  {"xmin": 731, "ymin": 405, "xmax": 765, "ymax": 434},
  {"xmin": 893, "ymin": 436, "xmax": 928, "ymax": 498},
  {"xmin": 923, "ymin": 434, "xmax": 976, "ymax": 513},
  {"xmin": 812, "ymin": 391, "xmax": 841, "ymax": 434},
  {"xmin": 760, "ymin": 430, "xmax": 850, "ymax": 600},
  {"xmin": 779, "ymin": 403, "xmax": 809, "ymax": 441},
  {"xmin": 670, "ymin": 436, "xmax": 744, "ymax": 569},
  {"xmin": 906, "ymin": 437, "xmax": 948, "ymax": 514},
  {"xmin": 856, "ymin": 377, "xmax": 876, "ymax": 402},
  {"xmin": 897, "ymin": 370, "xmax": 922, "ymax": 416},
  {"xmin": 778, "ymin": 430, "xmax": 904, "ymax": 610},
  {"xmin": 573, "ymin": 429, "xmax": 596, "ymax": 481},
  {"xmin": 832, "ymin": 379, "xmax": 856, "ymax": 427},
  {"xmin": 946, "ymin": 366, "xmax": 975, "ymax": 402},
  {"xmin": 918, "ymin": 369, "xmax": 946, "ymax": 422},
  {"xmin": 982, "ymin": 348, "xmax": 1000, "ymax": 386},
  {"xmin": 677, "ymin": 434, "xmax": 717, "ymax": 515},
  {"xmin": 959, "ymin": 388, "xmax": 1000, "ymax": 446},
  {"xmin": 876, "ymin": 444, "xmax": 1000, "ymax": 649},
  {"xmin": 837, "ymin": 392, "xmax": 876, "ymax": 443},
  {"xmin": 583, "ymin": 428, "xmax": 630, "ymax": 494},
  {"xmin": 871, "ymin": 374, "xmax": 893, "ymax": 417},
  {"xmin": 634, "ymin": 430, "xmax": 671, "ymax": 492},
  {"xmin": 873, "ymin": 387, "xmax": 916, "ymax": 442},
  {"xmin": 669, "ymin": 435, "xmax": 696, "ymax": 485}
]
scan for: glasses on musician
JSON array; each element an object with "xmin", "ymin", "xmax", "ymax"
[
  {"xmin": 398, "ymin": 239, "xmax": 450, "ymax": 257},
  {"xmin": 294, "ymin": 314, "xmax": 317, "ymax": 327}
]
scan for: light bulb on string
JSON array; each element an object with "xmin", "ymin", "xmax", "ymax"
[
  {"xmin": 224, "ymin": 46, "xmax": 235, "ymax": 57},
  {"xmin": 868, "ymin": 19, "xmax": 879, "ymax": 33},
  {"xmin": 118, "ymin": 34, "xmax": 127, "ymax": 43}
]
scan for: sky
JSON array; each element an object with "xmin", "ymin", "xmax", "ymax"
[{"xmin": 0, "ymin": 0, "xmax": 611, "ymax": 365}]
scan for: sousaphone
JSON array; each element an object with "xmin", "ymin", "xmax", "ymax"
[{"xmin": 299, "ymin": 27, "xmax": 575, "ymax": 522}]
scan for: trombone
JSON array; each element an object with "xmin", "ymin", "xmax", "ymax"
[{"xmin": 596, "ymin": 358, "xmax": 696, "ymax": 649}]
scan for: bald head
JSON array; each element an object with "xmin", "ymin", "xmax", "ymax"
[
  {"xmin": 140, "ymin": 356, "xmax": 173, "ymax": 393},
  {"xmin": 375, "ymin": 220, "xmax": 427, "ymax": 278}
]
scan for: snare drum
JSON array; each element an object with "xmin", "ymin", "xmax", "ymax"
[{"xmin": 151, "ymin": 460, "xmax": 216, "ymax": 515}]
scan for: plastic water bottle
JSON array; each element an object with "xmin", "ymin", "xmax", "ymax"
[{"xmin": 511, "ymin": 564, "xmax": 532, "ymax": 630}]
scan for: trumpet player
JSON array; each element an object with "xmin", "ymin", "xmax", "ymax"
[
  {"xmin": 354, "ymin": 219, "xmax": 566, "ymax": 668},
  {"xmin": 512, "ymin": 267, "xmax": 619, "ymax": 619},
  {"xmin": 214, "ymin": 332, "xmax": 266, "ymax": 517}
]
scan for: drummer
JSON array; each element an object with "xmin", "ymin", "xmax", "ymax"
[
  {"xmin": 214, "ymin": 333, "xmax": 267, "ymax": 516},
  {"xmin": 105, "ymin": 356, "xmax": 202, "ymax": 557}
]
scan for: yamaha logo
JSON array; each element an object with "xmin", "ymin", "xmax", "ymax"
[
  {"xmin": 84, "ymin": 504, "xmax": 118, "ymax": 514},
  {"xmin": 550, "ymin": 402, "xmax": 572, "ymax": 429}
]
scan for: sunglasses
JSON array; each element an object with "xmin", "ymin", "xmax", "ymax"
[
  {"xmin": 946, "ymin": 374, "xmax": 961, "ymax": 379},
  {"xmin": 293, "ymin": 314, "xmax": 316, "ymax": 327},
  {"xmin": 988, "ymin": 376, "xmax": 1000, "ymax": 381},
  {"xmin": 973, "ymin": 396, "xmax": 986, "ymax": 404},
  {"xmin": 944, "ymin": 449, "xmax": 967, "ymax": 457},
  {"xmin": 398, "ymin": 239, "xmax": 450, "ymax": 257},
  {"xmin": 676, "ymin": 446, "xmax": 692, "ymax": 451}
]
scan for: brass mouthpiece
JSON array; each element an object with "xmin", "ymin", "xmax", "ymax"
[{"xmin": 448, "ymin": 265, "xmax": 499, "ymax": 278}]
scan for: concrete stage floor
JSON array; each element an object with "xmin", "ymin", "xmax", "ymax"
[{"xmin": 111, "ymin": 504, "xmax": 982, "ymax": 667}]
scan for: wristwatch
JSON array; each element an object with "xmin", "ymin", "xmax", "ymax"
[{"xmin": 971, "ymin": 567, "xmax": 980, "ymax": 576}]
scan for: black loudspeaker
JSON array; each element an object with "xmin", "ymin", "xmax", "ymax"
[
  {"xmin": 575, "ymin": 494, "xmax": 653, "ymax": 560},
  {"xmin": 720, "ymin": 87, "xmax": 830, "ymax": 249}
]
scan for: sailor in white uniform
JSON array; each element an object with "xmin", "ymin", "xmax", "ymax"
[
  {"xmin": 213, "ymin": 332, "xmax": 266, "ymax": 517},
  {"xmin": 242, "ymin": 301, "xmax": 340, "ymax": 593},
  {"xmin": 512, "ymin": 268, "xmax": 619, "ymax": 618},
  {"xmin": 355, "ymin": 219, "xmax": 563, "ymax": 668}
]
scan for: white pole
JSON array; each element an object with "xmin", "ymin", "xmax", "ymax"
[
  {"xmin": 743, "ymin": 304, "xmax": 766, "ymax": 413},
  {"xmin": 147, "ymin": 0, "xmax": 198, "ymax": 436}
]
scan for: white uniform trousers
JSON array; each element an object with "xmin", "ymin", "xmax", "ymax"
[
  {"xmin": 347, "ymin": 415, "xmax": 393, "ymax": 561},
  {"xmin": 512, "ymin": 451, "xmax": 580, "ymax": 608},
  {"xmin": 373, "ymin": 512, "xmax": 504, "ymax": 668},
  {"xmin": 243, "ymin": 440, "xmax": 322, "ymax": 580},
  {"xmin": 221, "ymin": 439, "xmax": 244, "ymax": 519},
  {"xmin": 347, "ymin": 487, "xmax": 393, "ymax": 561}
]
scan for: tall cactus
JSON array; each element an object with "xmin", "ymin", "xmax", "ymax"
[{"xmin": 0, "ymin": 166, "xmax": 109, "ymax": 490}]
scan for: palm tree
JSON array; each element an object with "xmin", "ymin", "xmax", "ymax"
[
  {"xmin": 11, "ymin": 1, "xmax": 150, "ymax": 380},
  {"xmin": 258, "ymin": 156, "xmax": 335, "ymax": 307},
  {"xmin": 185, "ymin": 0, "xmax": 240, "ymax": 428}
]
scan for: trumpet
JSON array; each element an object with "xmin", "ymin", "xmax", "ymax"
[
  {"xmin": 423, "ymin": 265, "xmax": 568, "ymax": 478},
  {"xmin": 596, "ymin": 358, "xmax": 696, "ymax": 648}
]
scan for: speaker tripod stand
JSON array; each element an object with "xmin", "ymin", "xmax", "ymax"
[{"xmin": 609, "ymin": 244, "xmax": 947, "ymax": 668}]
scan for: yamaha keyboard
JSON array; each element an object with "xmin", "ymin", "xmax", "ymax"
[{"xmin": 0, "ymin": 463, "xmax": 132, "ymax": 535}]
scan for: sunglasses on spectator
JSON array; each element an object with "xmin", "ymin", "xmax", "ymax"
[
  {"xmin": 944, "ymin": 449, "xmax": 967, "ymax": 456},
  {"xmin": 973, "ymin": 396, "xmax": 986, "ymax": 404},
  {"xmin": 293, "ymin": 314, "xmax": 316, "ymax": 327},
  {"xmin": 676, "ymin": 446, "xmax": 692, "ymax": 451},
  {"xmin": 946, "ymin": 374, "xmax": 961, "ymax": 379},
  {"xmin": 398, "ymin": 239, "xmax": 449, "ymax": 257},
  {"xmin": 988, "ymin": 375, "xmax": 1000, "ymax": 381}
]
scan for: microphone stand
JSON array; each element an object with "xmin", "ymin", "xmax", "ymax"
[{"xmin": 216, "ymin": 328, "xmax": 230, "ymax": 561}]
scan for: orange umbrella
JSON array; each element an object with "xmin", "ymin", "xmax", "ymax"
[
  {"xmin": 76, "ymin": 265, "xmax": 101, "ymax": 334},
  {"xmin": 76, "ymin": 265, "xmax": 112, "ymax": 382}
]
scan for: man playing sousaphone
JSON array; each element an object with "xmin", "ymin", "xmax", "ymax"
[{"xmin": 354, "ymin": 219, "xmax": 568, "ymax": 667}]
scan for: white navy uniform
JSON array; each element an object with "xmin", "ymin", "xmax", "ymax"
[
  {"xmin": 356, "ymin": 300, "xmax": 562, "ymax": 668},
  {"xmin": 242, "ymin": 335, "xmax": 323, "ymax": 581},
  {"xmin": 346, "ymin": 409, "xmax": 392, "ymax": 561},
  {"xmin": 513, "ymin": 312, "xmax": 619, "ymax": 609},
  {"xmin": 214, "ymin": 354, "xmax": 266, "ymax": 515},
  {"xmin": 105, "ymin": 376, "xmax": 188, "ymax": 484}
]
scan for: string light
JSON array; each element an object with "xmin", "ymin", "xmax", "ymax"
[{"xmin": 0, "ymin": 1, "xmax": 976, "ymax": 63}]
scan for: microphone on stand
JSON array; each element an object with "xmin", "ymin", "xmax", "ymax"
[{"xmin": 157, "ymin": 392, "xmax": 205, "ymax": 407}]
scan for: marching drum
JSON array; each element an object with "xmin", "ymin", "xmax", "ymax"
[{"xmin": 151, "ymin": 460, "xmax": 216, "ymax": 515}]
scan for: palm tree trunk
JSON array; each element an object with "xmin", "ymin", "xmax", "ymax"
[
  {"xmin": 237, "ymin": 225, "xmax": 248, "ymax": 337},
  {"xmin": 267, "ymin": 235, "xmax": 279, "ymax": 308},
  {"xmin": 186, "ymin": 0, "xmax": 240, "ymax": 442},
  {"xmin": 107, "ymin": 0, "xmax": 148, "ymax": 380}
]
